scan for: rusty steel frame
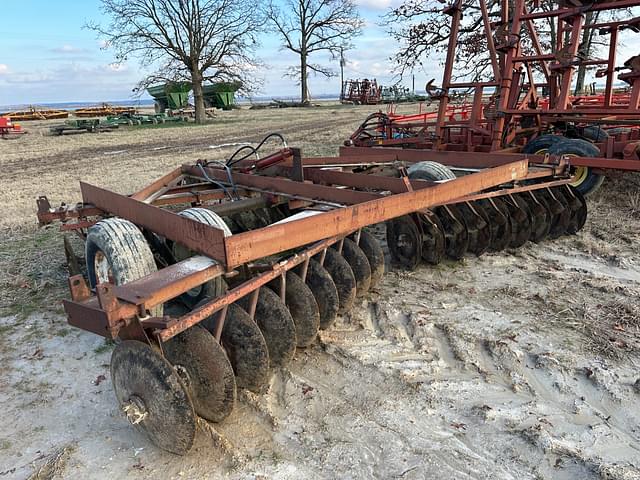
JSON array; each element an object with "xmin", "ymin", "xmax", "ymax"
[
  {"xmin": 45, "ymin": 152, "xmax": 542, "ymax": 345},
  {"xmin": 346, "ymin": 0, "xmax": 640, "ymax": 174}
]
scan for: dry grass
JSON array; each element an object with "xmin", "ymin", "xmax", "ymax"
[
  {"xmin": 0, "ymin": 102, "xmax": 418, "ymax": 320},
  {"xmin": 578, "ymin": 301, "xmax": 640, "ymax": 360}
]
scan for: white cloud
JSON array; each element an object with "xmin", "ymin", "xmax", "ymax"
[
  {"xmin": 51, "ymin": 44, "xmax": 87, "ymax": 54},
  {"xmin": 0, "ymin": 64, "xmax": 9, "ymax": 75}
]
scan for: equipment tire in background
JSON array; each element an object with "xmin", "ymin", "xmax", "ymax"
[
  {"xmin": 172, "ymin": 208, "xmax": 230, "ymax": 307},
  {"xmin": 547, "ymin": 138, "xmax": 603, "ymax": 196}
]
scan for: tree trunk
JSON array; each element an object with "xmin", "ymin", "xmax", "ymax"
[
  {"xmin": 191, "ymin": 69, "xmax": 206, "ymax": 124},
  {"xmin": 301, "ymin": 53, "xmax": 310, "ymax": 105}
]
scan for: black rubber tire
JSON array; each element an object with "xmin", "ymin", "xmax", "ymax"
[
  {"xmin": 86, "ymin": 218, "xmax": 160, "ymax": 316},
  {"xmin": 568, "ymin": 125, "xmax": 609, "ymax": 143},
  {"xmin": 268, "ymin": 271, "xmax": 320, "ymax": 347},
  {"xmin": 321, "ymin": 248, "xmax": 356, "ymax": 314},
  {"xmin": 237, "ymin": 287, "xmax": 297, "ymax": 369},
  {"xmin": 333, "ymin": 238, "xmax": 371, "ymax": 297},
  {"xmin": 172, "ymin": 208, "xmax": 229, "ymax": 307},
  {"xmin": 163, "ymin": 325, "xmax": 236, "ymax": 423},
  {"xmin": 407, "ymin": 161, "xmax": 456, "ymax": 181},
  {"xmin": 301, "ymin": 259, "xmax": 340, "ymax": 330},
  {"xmin": 547, "ymin": 138, "xmax": 603, "ymax": 197},
  {"xmin": 351, "ymin": 230, "xmax": 385, "ymax": 287},
  {"xmin": 522, "ymin": 134, "xmax": 563, "ymax": 154}
]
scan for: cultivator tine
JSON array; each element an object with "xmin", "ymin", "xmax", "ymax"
[
  {"xmin": 332, "ymin": 237, "xmax": 371, "ymax": 297},
  {"xmin": 237, "ymin": 287, "xmax": 297, "ymax": 369},
  {"xmin": 417, "ymin": 211, "xmax": 445, "ymax": 265},
  {"xmin": 163, "ymin": 325, "xmax": 237, "ymax": 423},
  {"xmin": 434, "ymin": 205, "xmax": 469, "ymax": 259}
]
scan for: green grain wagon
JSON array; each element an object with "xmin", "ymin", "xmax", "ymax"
[
  {"xmin": 202, "ymin": 82, "xmax": 241, "ymax": 110},
  {"xmin": 147, "ymin": 82, "xmax": 192, "ymax": 113}
]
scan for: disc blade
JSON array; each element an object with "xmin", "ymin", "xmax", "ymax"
[
  {"xmin": 477, "ymin": 198, "xmax": 511, "ymax": 251},
  {"xmin": 269, "ymin": 271, "xmax": 320, "ymax": 347},
  {"xmin": 504, "ymin": 195, "xmax": 531, "ymax": 248},
  {"xmin": 417, "ymin": 211, "xmax": 445, "ymax": 265},
  {"xmin": 334, "ymin": 237, "xmax": 371, "ymax": 296},
  {"xmin": 163, "ymin": 325, "xmax": 236, "ymax": 423},
  {"xmin": 111, "ymin": 340, "xmax": 196, "ymax": 455},
  {"xmin": 386, "ymin": 215, "xmax": 422, "ymax": 270},
  {"xmin": 321, "ymin": 247, "xmax": 357, "ymax": 313},
  {"xmin": 435, "ymin": 205, "xmax": 469, "ymax": 259},
  {"xmin": 351, "ymin": 230, "xmax": 385, "ymax": 287},
  {"xmin": 220, "ymin": 303, "xmax": 270, "ymax": 393},
  {"xmin": 238, "ymin": 287, "xmax": 297, "ymax": 369},
  {"xmin": 301, "ymin": 259, "xmax": 339, "ymax": 330},
  {"xmin": 517, "ymin": 191, "xmax": 550, "ymax": 243}
]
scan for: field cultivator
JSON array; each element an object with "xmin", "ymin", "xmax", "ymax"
[
  {"xmin": 0, "ymin": 106, "xmax": 68, "ymax": 121},
  {"xmin": 0, "ymin": 116, "xmax": 26, "ymax": 139},
  {"xmin": 74, "ymin": 104, "xmax": 136, "ymax": 117},
  {"xmin": 49, "ymin": 119, "xmax": 119, "ymax": 136},
  {"xmin": 341, "ymin": 79, "xmax": 382, "ymax": 104},
  {"xmin": 346, "ymin": 0, "xmax": 640, "ymax": 196},
  {"xmin": 37, "ymin": 134, "xmax": 588, "ymax": 454}
]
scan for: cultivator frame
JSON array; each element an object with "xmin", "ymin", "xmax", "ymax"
[
  {"xmin": 346, "ymin": 0, "xmax": 640, "ymax": 195},
  {"xmin": 38, "ymin": 135, "xmax": 590, "ymax": 454}
]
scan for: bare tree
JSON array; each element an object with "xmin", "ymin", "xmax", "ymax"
[
  {"xmin": 88, "ymin": 0, "xmax": 262, "ymax": 123},
  {"xmin": 266, "ymin": 0, "xmax": 363, "ymax": 105},
  {"xmin": 384, "ymin": 0, "xmax": 635, "ymax": 93}
]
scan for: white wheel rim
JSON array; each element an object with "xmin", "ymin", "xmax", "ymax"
[{"xmin": 94, "ymin": 250, "xmax": 113, "ymax": 284}]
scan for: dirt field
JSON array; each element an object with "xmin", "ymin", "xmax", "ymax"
[{"xmin": 1, "ymin": 104, "xmax": 640, "ymax": 479}]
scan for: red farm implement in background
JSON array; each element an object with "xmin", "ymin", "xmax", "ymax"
[
  {"xmin": 341, "ymin": 79, "xmax": 382, "ymax": 105},
  {"xmin": 346, "ymin": 0, "xmax": 640, "ymax": 196},
  {"xmin": 0, "ymin": 116, "xmax": 26, "ymax": 139}
]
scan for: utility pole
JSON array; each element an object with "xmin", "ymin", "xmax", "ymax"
[{"xmin": 340, "ymin": 47, "xmax": 345, "ymax": 101}]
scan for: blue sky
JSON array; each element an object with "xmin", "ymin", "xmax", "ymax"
[
  {"xmin": 0, "ymin": 1, "xmax": 637, "ymax": 106},
  {"xmin": 0, "ymin": 0, "xmax": 421, "ymax": 106}
]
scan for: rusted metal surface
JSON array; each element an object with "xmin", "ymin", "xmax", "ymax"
[
  {"xmin": 81, "ymin": 182, "xmax": 227, "ymax": 263},
  {"xmin": 223, "ymin": 160, "xmax": 528, "ymax": 267}
]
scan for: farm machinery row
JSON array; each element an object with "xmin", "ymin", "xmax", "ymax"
[
  {"xmin": 38, "ymin": 131, "xmax": 588, "ymax": 454},
  {"xmin": 346, "ymin": 0, "xmax": 640, "ymax": 196}
]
